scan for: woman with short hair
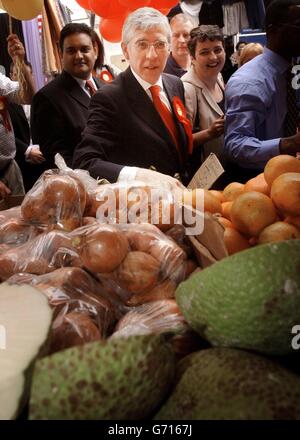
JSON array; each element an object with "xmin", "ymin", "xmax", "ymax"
[{"xmin": 182, "ymin": 25, "xmax": 226, "ymax": 170}]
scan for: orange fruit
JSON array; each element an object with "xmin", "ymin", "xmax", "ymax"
[
  {"xmin": 222, "ymin": 182, "xmax": 245, "ymax": 202},
  {"xmin": 223, "ymin": 227, "xmax": 250, "ymax": 255},
  {"xmin": 203, "ymin": 190, "xmax": 222, "ymax": 214},
  {"xmin": 285, "ymin": 216, "xmax": 300, "ymax": 230},
  {"xmin": 231, "ymin": 191, "xmax": 277, "ymax": 236},
  {"xmin": 216, "ymin": 216, "xmax": 235, "ymax": 229},
  {"xmin": 264, "ymin": 155, "xmax": 300, "ymax": 186},
  {"xmin": 209, "ymin": 190, "xmax": 223, "ymax": 203},
  {"xmin": 270, "ymin": 172, "xmax": 300, "ymax": 216},
  {"xmin": 182, "ymin": 189, "xmax": 222, "ymax": 214},
  {"xmin": 244, "ymin": 173, "xmax": 270, "ymax": 195},
  {"xmin": 258, "ymin": 221, "xmax": 300, "ymax": 244},
  {"xmin": 222, "ymin": 201, "xmax": 233, "ymax": 220}
]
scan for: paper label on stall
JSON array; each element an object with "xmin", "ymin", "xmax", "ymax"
[{"xmin": 187, "ymin": 153, "xmax": 224, "ymax": 189}]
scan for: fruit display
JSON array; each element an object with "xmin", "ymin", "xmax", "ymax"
[
  {"xmin": 68, "ymin": 222, "xmax": 189, "ymax": 307},
  {"xmin": 29, "ymin": 335, "xmax": 175, "ymax": 420},
  {"xmin": 1, "ymin": 158, "xmax": 300, "ymax": 420},
  {"xmin": 112, "ymin": 299, "xmax": 186, "ymax": 334},
  {"xmin": 154, "ymin": 348, "xmax": 300, "ymax": 420},
  {"xmin": 85, "ymin": 180, "xmax": 187, "ymax": 232},
  {"xmin": 198, "ymin": 155, "xmax": 300, "ymax": 255},
  {"xmin": 21, "ymin": 171, "xmax": 86, "ymax": 232},
  {"xmin": 7, "ymin": 267, "xmax": 122, "ymax": 354},
  {"xmin": 0, "ymin": 230, "xmax": 81, "ymax": 281},
  {"xmin": 176, "ymin": 240, "xmax": 300, "ymax": 356}
]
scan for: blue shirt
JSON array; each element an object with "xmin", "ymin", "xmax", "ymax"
[{"xmin": 224, "ymin": 48, "xmax": 289, "ymax": 169}]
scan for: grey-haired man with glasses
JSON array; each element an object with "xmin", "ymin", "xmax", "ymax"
[
  {"xmin": 73, "ymin": 7, "xmax": 192, "ymax": 189},
  {"xmin": 224, "ymin": 0, "xmax": 300, "ymax": 183}
]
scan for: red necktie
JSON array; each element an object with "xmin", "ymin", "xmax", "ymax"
[
  {"xmin": 149, "ymin": 85, "xmax": 182, "ymax": 162},
  {"xmin": 85, "ymin": 80, "xmax": 97, "ymax": 97}
]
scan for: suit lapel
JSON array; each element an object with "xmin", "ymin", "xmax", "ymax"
[
  {"xmin": 198, "ymin": 76, "xmax": 224, "ymax": 117},
  {"xmin": 201, "ymin": 89, "xmax": 224, "ymax": 116},
  {"xmin": 162, "ymin": 74, "xmax": 188, "ymax": 160},
  {"xmin": 60, "ymin": 70, "xmax": 90, "ymax": 109}
]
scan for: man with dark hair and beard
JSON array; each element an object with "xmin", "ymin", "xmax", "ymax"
[{"xmin": 224, "ymin": 0, "xmax": 300, "ymax": 182}]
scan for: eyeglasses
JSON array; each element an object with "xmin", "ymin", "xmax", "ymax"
[{"xmin": 134, "ymin": 40, "xmax": 169, "ymax": 52}]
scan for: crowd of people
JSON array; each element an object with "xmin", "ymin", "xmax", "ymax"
[{"xmin": 0, "ymin": 0, "xmax": 299, "ymax": 197}]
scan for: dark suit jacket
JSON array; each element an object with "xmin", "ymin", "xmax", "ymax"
[
  {"xmin": 31, "ymin": 70, "xmax": 101, "ymax": 169},
  {"xmin": 73, "ymin": 68, "xmax": 190, "ymax": 184},
  {"xmin": 8, "ymin": 103, "xmax": 45, "ymax": 191}
]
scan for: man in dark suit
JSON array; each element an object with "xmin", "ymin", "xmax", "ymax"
[
  {"xmin": 73, "ymin": 7, "xmax": 193, "ymax": 188},
  {"xmin": 31, "ymin": 23, "xmax": 101, "ymax": 170}
]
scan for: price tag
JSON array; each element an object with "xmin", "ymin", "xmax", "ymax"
[{"xmin": 188, "ymin": 153, "xmax": 224, "ymax": 189}]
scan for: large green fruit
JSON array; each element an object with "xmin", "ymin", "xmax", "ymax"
[
  {"xmin": 29, "ymin": 334, "xmax": 175, "ymax": 420},
  {"xmin": 154, "ymin": 348, "xmax": 300, "ymax": 420},
  {"xmin": 176, "ymin": 240, "xmax": 300, "ymax": 355}
]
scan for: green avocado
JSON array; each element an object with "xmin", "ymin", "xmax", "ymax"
[
  {"xmin": 29, "ymin": 334, "xmax": 175, "ymax": 420},
  {"xmin": 176, "ymin": 240, "xmax": 300, "ymax": 355},
  {"xmin": 154, "ymin": 348, "xmax": 300, "ymax": 420}
]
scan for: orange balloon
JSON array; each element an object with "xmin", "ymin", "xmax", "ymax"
[
  {"xmin": 150, "ymin": 0, "xmax": 177, "ymax": 9},
  {"xmin": 99, "ymin": 15, "xmax": 127, "ymax": 42},
  {"xmin": 90, "ymin": 0, "xmax": 127, "ymax": 19},
  {"xmin": 75, "ymin": 0, "xmax": 91, "ymax": 9},
  {"xmin": 119, "ymin": 0, "xmax": 150, "ymax": 9}
]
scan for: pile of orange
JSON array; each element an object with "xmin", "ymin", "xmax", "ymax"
[{"xmin": 203, "ymin": 155, "xmax": 300, "ymax": 255}]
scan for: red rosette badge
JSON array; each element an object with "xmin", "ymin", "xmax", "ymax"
[
  {"xmin": 100, "ymin": 70, "xmax": 113, "ymax": 83},
  {"xmin": 172, "ymin": 96, "xmax": 193, "ymax": 154},
  {"xmin": 0, "ymin": 96, "xmax": 12, "ymax": 132}
]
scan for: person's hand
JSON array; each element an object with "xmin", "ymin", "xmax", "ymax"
[
  {"xmin": 0, "ymin": 181, "xmax": 11, "ymax": 199},
  {"xmin": 279, "ymin": 131, "xmax": 300, "ymax": 155},
  {"xmin": 7, "ymin": 34, "xmax": 25, "ymax": 62},
  {"xmin": 207, "ymin": 117, "xmax": 225, "ymax": 140},
  {"xmin": 135, "ymin": 168, "xmax": 185, "ymax": 192},
  {"xmin": 28, "ymin": 148, "xmax": 45, "ymax": 164},
  {"xmin": 295, "ymin": 131, "xmax": 300, "ymax": 149}
]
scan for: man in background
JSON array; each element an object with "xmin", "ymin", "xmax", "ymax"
[
  {"xmin": 31, "ymin": 23, "xmax": 101, "ymax": 170},
  {"xmin": 224, "ymin": 0, "xmax": 300, "ymax": 182},
  {"xmin": 164, "ymin": 13, "xmax": 194, "ymax": 78}
]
